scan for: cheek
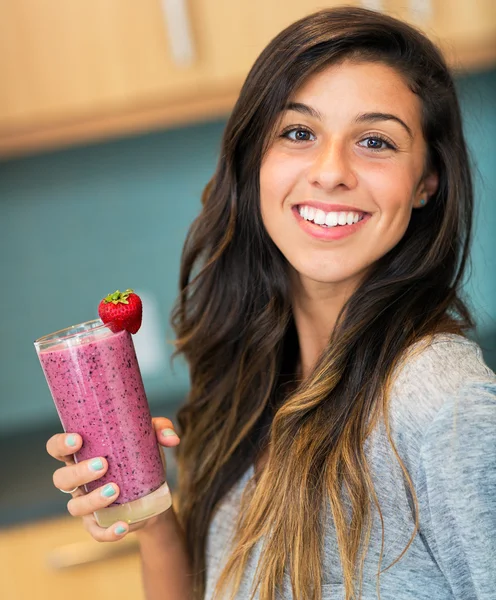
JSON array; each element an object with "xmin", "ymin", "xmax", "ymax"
[
  {"xmin": 363, "ymin": 166, "xmax": 416, "ymax": 220},
  {"xmin": 260, "ymin": 152, "xmax": 301, "ymax": 210}
]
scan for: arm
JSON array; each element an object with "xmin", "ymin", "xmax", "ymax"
[
  {"xmin": 418, "ymin": 381, "xmax": 496, "ymax": 599},
  {"xmin": 46, "ymin": 418, "xmax": 193, "ymax": 599},
  {"xmin": 135, "ymin": 506, "xmax": 194, "ymax": 600}
]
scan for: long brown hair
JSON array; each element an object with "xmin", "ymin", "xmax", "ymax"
[{"xmin": 171, "ymin": 7, "xmax": 474, "ymax": 600}]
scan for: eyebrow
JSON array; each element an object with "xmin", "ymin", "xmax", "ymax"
[
  {"xmin": 284, "ymin": 102, "xmax": 324, "ymax": 120},
  {"xmin": 355, "ymin": 112, "xmax": 413, "ymax": 140},
  {"xmin": 283, "ymin": 102, "xmax": 414, "ymax": 140}
]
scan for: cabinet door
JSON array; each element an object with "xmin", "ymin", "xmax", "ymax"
[
  {"xmin": 196, "ymin": 0, "xmax": 361, "ymax": 86},
  {"xmin": 430, "ymin": 0, "xmax": 496, "ymax": 70},
  {"xmin": 197, "ymin": 0, "xmax": 495, "ymax": 90},
  {"xmin": 0, "ymin": 0, "xmax": 204, "ymax": 131},
  {"xmin": 386, "ymin": 0, "xmax": 496, "ymax": 71}
]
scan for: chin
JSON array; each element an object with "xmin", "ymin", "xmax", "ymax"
[
  {"xmin": 291, "ymin": 264, "xmax": 357, "ymax": 286},
  {"xmin": 288, "ymin": 255, "xmax": 372, "ymax": 290}
]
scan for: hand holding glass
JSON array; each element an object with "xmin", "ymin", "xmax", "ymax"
[{"xmin": 35, "ymin": 319, "xmax": 172, "ymax": 527}]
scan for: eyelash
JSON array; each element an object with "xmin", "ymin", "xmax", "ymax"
[{"xmin": 279, "ymin": 125, "xmax": 397, "ymax": 152}]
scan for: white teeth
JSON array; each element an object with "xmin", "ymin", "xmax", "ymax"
[
  {"xmin": 325, "ymin": 212, "xmax": 338, "ymax": 226},
  {"xmin": 314, "ymin": 209, "xmax": 326, "ymax": 225},
  {"xmin": 298, "ymin": 205, "xmax": 365, "ymax": 227}
]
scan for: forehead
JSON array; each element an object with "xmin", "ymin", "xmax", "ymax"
[{"xmin": 288, "ymin": 60, "xmax": 422, "ymax": 132}]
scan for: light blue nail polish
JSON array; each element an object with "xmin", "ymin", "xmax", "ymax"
[
  {"xmin": 101, "ymin": 484, "xmax": 116, "ymax": 498},
  {"xmin": 115, "ymin": 525, "xmax": 127, "ymax": 535},
  {"xmin": 161, "ymin": 428, "xmax": 177, "ymax": 437},
  {"xmin": 89, "ymin": 458, "xmax": 104, "ymax": 471},
  {"xmin": 66, "ymin": 434, "xmax": 77, "ymax": 447}
]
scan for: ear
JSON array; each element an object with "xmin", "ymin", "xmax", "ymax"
[{"xmin": 414, "ymin": 171, "xmax": 439, "ymax": 208}]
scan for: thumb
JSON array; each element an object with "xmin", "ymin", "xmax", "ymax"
[{"xmin": 152, "ymin": 416, "xmax": 180, "ymax": 447}]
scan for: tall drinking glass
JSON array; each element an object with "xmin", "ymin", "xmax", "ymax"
[{"xmin": 34, "ymin": 319, "xmax": 171, "ymax": 527}]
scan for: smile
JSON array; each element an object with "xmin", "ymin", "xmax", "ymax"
[
  {"xmin": 298, "ymin": 205, "xmax": 365, "ymax": 227},
  {"xmin": 293, "ymin": 204, "xmax": 370, "ymax": 241}
]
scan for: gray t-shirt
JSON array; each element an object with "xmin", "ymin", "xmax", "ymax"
[{"xmin": 205, "ymin": 335, "xmax": 496, "ymax": 599}]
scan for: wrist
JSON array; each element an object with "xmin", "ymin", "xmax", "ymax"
[{"xmin": 135, "ymin": 505, "xmax": 179, "ymax": 542}]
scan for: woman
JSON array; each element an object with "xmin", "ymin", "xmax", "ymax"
[{"xmin": 46, "ymin": 7, "xmax": 496, "ymax": 600}]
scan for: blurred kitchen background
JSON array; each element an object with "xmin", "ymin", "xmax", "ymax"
[{"xmin": 0, "ymin": 1, "xmax": 495, "ymax": 599}]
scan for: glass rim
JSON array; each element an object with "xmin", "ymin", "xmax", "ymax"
[{"xmin": 34, "ymin": 318, "xmax": 119, "ymax": 349}]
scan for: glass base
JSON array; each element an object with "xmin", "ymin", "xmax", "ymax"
[{"xmin": 93, "ymin": 482, "xmax": 172, "ymax": 528}]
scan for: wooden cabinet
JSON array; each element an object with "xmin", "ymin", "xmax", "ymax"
[
  {"xmin": 0, "ymin": 1, "xmax": 196, "ymax": 125},
  {"xmin": 0, "ymin": 0, "xmax": 236, "ymax": 157},
  {"xmin": 387, "ymin": 0, "xmax": 496, "ymax": 70},
  {"xmin": 0, "ymin": 0, "xmax": 494, "ymax": 159}
]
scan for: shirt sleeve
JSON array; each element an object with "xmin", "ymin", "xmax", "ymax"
[{"xmin": 416, "ymin": 380, "xmax": 496, "ymax": 600}]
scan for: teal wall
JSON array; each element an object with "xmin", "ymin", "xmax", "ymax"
[
  {"xmin": 457, "ymin": 70, "xmax": 496, "ymax": 332},
  {"xmin": 0, "ymin": 119, "xmax": 226, "ymax": 433},
  {"xmin": 1, "ymin": 69, "xmax": 495, "ymax": 434}
]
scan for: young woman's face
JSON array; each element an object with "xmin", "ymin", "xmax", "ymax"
[{"xmin": 259, "ymin": 60, "xmax": 437, "ymax": 292}]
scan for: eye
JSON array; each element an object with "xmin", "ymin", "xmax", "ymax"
[
  {"xmin": 280, "ymin": 126, "xmax": 316, "ymax": 143},
  {"xmin": 358, "ymin": 135, "xmax": 397, "ymax": 152}
]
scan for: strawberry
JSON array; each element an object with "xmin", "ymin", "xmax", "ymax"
[{"xmin": 98, "ymin": 289, "xmax": 142, "ymax": 334}]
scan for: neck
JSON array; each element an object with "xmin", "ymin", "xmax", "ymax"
[{"xmin": 291, "ymin": 273, "xmax": 358, "ymax": 380}]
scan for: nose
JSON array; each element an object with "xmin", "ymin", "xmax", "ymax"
[{"xmin": 307, "ymin": 139, "xmax": 358, "ymax": 191}]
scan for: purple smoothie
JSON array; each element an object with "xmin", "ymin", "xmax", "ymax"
[{"xmin": 39, "ymin": 328, "xmax": 165, "ymax": 504}]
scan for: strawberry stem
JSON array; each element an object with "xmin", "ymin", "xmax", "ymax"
[{"xmin": 104, "ymin": 288, "xmax": 134, "ymax": 305}]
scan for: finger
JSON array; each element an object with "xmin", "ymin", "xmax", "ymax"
[
  {"xmin": 83, "ymin": 515, "xmax": 129, "ymax": 542},
  {"xmin": 152, "ymin": 417, "xmax": 180, "ymax": 446},
  {"xmin": 152, "ymin": 416, "xmax": 175, "ymax": 430},
  {"xmin": 67, "ymin": 482, "xmax": 120, "ymax": 517},
  {"xmin": 46, "ymin": 432, "xmax": 82, "ymax": 463},
  {"xmin": 53, "ymin": 456, "xmax": 108, "ymax": 492}
]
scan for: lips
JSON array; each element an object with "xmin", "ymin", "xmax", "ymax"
[{"xmin": 292, "ymin": 205, "xmax": 370, "ymax": 241}]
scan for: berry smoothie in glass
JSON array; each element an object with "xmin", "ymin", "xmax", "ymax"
[{"xmin": 34, "ymin": 291, "xmax": 171, "ymax": 527}]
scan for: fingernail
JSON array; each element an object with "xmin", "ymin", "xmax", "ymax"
[
  {"xmin": 101, "ymin": 484, "xmax": 116, "ymax": 498},
  {"xmin": 66, "ymin": 434, "xmax": 77, "ymax": 447},
  {"xmin": 161, "ymin": 428, "xmax": 178, "ymax": 438},
  {"xmin": 115, "ymin": 524, "xmax": 127, "ymax": 535},
  {"xmin": 89, "ymin": 458, "xmax": 104, "ymax": 471}
]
